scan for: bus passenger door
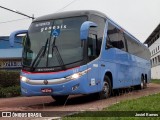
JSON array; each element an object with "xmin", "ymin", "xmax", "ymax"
[{"xmin": 87, "ymin": 31, "xmax": 100, "ymax": 93}]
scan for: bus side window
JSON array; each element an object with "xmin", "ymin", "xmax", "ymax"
[
  {"xmin": 107, "ymin": 22, "xmax": 126, "ymax": 51},
  {"xmin": 106, "ymin": 36, "xmax": 113, "ymax": 49}
]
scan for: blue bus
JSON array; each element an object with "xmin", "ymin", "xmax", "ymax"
[{"xmin": 19, "ymin": 10, "xmax": 151, "ymax": 102}]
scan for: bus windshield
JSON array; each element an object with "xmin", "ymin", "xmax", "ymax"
[{"xmin": 23, "ymin": 16, "xmax": 87, "ymax": 70}]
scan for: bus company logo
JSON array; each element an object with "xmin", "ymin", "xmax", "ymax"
[
  {"xmin": 43, "ymin": 80, "xmax": 48, "ymax": 85},
  {"xmin": 40, "ymin": 25, "xmax": 67, "ymax": 32}
]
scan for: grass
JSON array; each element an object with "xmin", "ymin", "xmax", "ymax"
[
  {"xmin": 104, "ymin": 93, "xmax": 160, "ymax": 111},
  {"xmin": 64, "ymin": 92, "xmax": 160, "ymax": 120},
  {"xmin": 151, "ymin": 79, "xmax": 160, "ymax": 84}
]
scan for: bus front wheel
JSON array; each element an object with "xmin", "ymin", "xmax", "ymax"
[{"xmin": 99, "ymin": 76, "xmax": 112, "ymax": 99}]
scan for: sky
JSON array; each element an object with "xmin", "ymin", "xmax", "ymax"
[{"xmin": 0, "ymin": 0, "xmax": 160, "ymax": 43}]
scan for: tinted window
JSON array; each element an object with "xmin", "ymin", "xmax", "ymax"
[
  {"xmin": 107, "ymin": 22, "xmax": 126, "ymax": 51},
  {"xmin": 124, "ymin": 34, "xmax": 150, "ymax": 60},
  {"xmin": 88, "ymin": 33, "xmax": 98, "ymax": 61}
]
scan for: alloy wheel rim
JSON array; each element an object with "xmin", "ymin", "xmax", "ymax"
[{"xmin": 103, "ymin": 82, "xmax": 109, "ymax": 97}]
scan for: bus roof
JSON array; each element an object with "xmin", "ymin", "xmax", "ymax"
[{"xmin": 33, "ymin": 10, "xmax": 107, "ymax": 22}]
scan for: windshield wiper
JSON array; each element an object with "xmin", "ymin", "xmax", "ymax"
[
  {"xmin": 51, "ymin": 37, "xmax": 66, "ymax": 70},
  {"xmin": 30, "ymin": 38, "xmax": 49, "ymax": 71}
]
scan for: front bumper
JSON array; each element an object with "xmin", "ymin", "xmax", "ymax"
[{"xmin": 21, "ymin": 75, "xmax": 88, "ymax": 96}]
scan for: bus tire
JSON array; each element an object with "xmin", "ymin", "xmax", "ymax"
[
  {"xmin": 99, "ymin": 76, "xmax": 112, "ymax": 99},
  {"xmin": 51, "ymin": 95, "xmax": 69, "ymax": 104},
  {"xmin": 141, "ymin": 76, "xmax": 147, "ymax": 89}
]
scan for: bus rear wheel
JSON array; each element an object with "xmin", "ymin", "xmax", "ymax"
[
  {"xmin": 141, "ymin": 76, "xmax": 147, "ymax": 89},
  {"xmin": 99, "ymin": 76, "xmax": 111, "ymax": 99},
  {"xmin": 51, "ymin": 95, "xmax": 69, "ymax": 104}
]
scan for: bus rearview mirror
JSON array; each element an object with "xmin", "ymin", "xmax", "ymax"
[
  {"xmin": 80, "ymin": 21, "xmax": 97, "ymax": 40},
  {"xmin": 9, "ymin": 30, "xmax": 28, "ymax": 47}
]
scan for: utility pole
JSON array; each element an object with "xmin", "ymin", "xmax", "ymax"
[{"xmin": 0, "ymin": 5, "xmax": 34, "ymax": 20}]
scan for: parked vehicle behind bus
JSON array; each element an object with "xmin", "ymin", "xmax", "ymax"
[{"xmin": 19, "ymin": 10, "xmax": 151, "ymax": 102}]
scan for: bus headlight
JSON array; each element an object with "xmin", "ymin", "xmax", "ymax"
[
  {"xmin": 20, "ymin": 76, "xmax": 29, "ymax": 83},
  {"xmin": 71, "ymin": 73, "xmax": 80, "ymax": 79},
  {"xmin": 66, "ymin": 68, "xmax": 91, "ymax": 80}
]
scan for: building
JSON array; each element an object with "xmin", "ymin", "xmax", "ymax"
[
  {"xmin": 144, "ymin": 23, "xmax": 160, "ymax": 79},
  {"xmin": 0, "ymin": 35, "xmax": 23, "ymax": 70}
]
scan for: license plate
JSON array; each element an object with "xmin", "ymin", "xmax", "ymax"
[{"xmin": 41, "ymin": 88, "xmax": 52, "ymax": 93}]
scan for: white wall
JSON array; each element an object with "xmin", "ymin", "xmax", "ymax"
[
  {"xmin": 149, "ymin": 33, "xmax": 160, "ymax": 79},
  {"xmin": 151, "ymin": 65, "xmax": 160, "ymax": 79}
]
